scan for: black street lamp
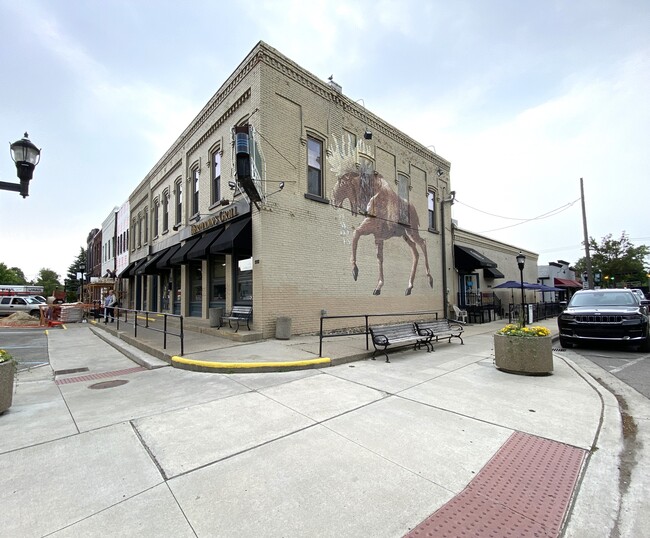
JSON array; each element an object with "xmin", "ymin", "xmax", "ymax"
[
  {"xmin": 78, "ymin": 264, "xmax": 86, "ymax": 302},
  {"xmin": 516, "ymin": 252, "xmax": 526, "ymax": 327},
  {"xmin": 0, "ymin": 133, "xmax": 41, "ymax": 198}
]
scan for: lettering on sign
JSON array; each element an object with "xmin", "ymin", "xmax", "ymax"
[{"xmin": 190, "ymin": 206, "xmax": 239, "ymax": 235}]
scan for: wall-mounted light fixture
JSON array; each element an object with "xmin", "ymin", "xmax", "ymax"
[{"xmin": 266, "ymin": 181, "xmax": 285, "ymax": 198}]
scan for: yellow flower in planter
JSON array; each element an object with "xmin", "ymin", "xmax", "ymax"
[
  {"xmin": 0, "ymin": 349, "xmax": 14, "ymax": 363},
  {"xmin": 496, "ymin": 324, "xmax": 551, "ymax": 338}
]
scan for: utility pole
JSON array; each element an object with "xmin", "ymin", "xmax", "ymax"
[{"xmin": 580, "ymin": 178, "xmax": 594, "ymax": 289}]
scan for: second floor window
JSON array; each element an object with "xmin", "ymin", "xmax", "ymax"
[
  {"xmin": 192, "ymin": 168, "xmax": 200, "ymax": 216},
  {"xmin": 153, "ymin": 200, "xmax": 159, "ymax": 238},
  {"xmin": 307, "ymin": 137, "xmax": 322, "ymax": 197},
  {"xmin": 427, "ymin": 189, "xmax": 437, "ymax": 231},
  {"xmin": 175, "ymin": 180, "xmax": 182, "ymax": 225},
  {"xmin": 143, "ymin": 209, "xmax": 149, "ymax": 243},
  {"xmin": 162, "ymin": 191, "xmax": 169, "ymax": 232},
  {"xmin": 212, "ymin": 151, "xmax": 221, "ymax": 205}
]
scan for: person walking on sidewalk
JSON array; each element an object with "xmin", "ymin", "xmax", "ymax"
[{"xmin": 104, "ymin": 289, "xmax": 117, "ymax": 323}]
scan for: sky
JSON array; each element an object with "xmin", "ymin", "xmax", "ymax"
[{"xmin": 1, "ymin": 0, "xmax": 649, "ymax": 282}]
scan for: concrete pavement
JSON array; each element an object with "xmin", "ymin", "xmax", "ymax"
[{"xmin": 0, "ymin": 317, "xmax": 648, "ymax": 536}]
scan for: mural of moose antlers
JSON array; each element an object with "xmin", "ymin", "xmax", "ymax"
[{"xmin": 331, "ymin": 166, "xmax": 434, "ymax": 296}]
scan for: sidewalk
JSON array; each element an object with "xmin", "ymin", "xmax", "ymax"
[{"xmin": 0, "ymin": 316, "xmax": 647, "ymax": 536}]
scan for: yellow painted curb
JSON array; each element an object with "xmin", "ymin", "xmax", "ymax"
[{"xmin": 171, "ymin": 356, "xmax": 331, "ymax": 369}]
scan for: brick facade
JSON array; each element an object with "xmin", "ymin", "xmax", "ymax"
[{"xmin": 122, "ymin": 41, "xmax": 456, "ymax": 337}]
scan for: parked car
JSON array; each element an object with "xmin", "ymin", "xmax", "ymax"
[
  {"xmin": 630, "ymin": 288, "xmax": 647, "ymax": 302},
  {"xmin": 558, "ymin": 289, "xmax": 650, "ymax": 351},
  {"xmin": 0, "ymin": 296, "xmax": 43, "ymax": 317}
]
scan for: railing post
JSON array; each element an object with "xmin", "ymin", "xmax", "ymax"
[
  {"xmin": 319, "ymin": 316, "xmax": 323, "ymax": 357},
  {"xmin": 365, "ymin": 315, "xmax": 369, "ymax": 350},
  {"xmin": 134, "ymin": 310, "xmax": 138, "ymax": 338},
  {"xmin": 163, "ymin": 314, "xmax": 168, "ymax": 350},
  {"xmin": 180, "ymin": 316, "xmax": 184, "ymax": 356}
]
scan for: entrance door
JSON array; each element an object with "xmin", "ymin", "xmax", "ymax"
[{"xmin": 461, "ymin": 273, "xmax": 479, "ymax": 306}]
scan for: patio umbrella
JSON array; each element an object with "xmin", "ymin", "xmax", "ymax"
[
  {"xmin": 492, "ymin": 280, "xmax": 539, "ymax": 289},
  {"xmin": 492, "ymin": 280, "xmax": 539, "ymax": 304},
  {"xmin": 530, "ymin": 283, "xmax": 563, "ymax": 292}
]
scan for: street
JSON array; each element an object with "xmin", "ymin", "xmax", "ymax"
[
  {"xmin": 569, "ymin": 342, "xmax": 650, "ymax": 398},
  {"xmin": 0, "ymin": 327, "xmax": 49, "ymax": 371}
]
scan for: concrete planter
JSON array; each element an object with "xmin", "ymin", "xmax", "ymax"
[
  {"xmin": 494, "ymin": 334, "xmax": 553, "ymax": 375},
  {"xmin": 0, "ymin": 359, "xmax": 15, "ymax": 414}
]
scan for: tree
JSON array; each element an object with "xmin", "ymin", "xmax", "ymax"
[
  {"xmin": 35, "ymin": 269, "xmax": 62, "ymax": 297},
  {"xmin": 575, "ymin": 232, "xmax": 650, "ymax": 288},
  {"xmin": 0, "ymin": 263, "xmax": 28, "ymax": 284},
  {"xmin": 66, "ymin": 247, "xmax": 87, "ymax": 302}
]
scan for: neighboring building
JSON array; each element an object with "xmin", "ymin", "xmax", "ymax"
[
  {"xmin": 118, "ymin": 41, "xmax": 454, "ymax": 337},
  {"xmin": 85, "ymin": 228, "xmax": 102, "ymax": 302},
  {"xmin": 101, "ymin": 207, "xmax": 119, "ymax": 278},
  {"xmin": 538, "ymin": 260, "xmax": 582, "ymax": 301},
  {"xmin": 452, "ymin": 227, "xmax": 538, "ymax": 321}
]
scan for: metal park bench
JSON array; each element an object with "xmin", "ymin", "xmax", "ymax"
[
  {"xmin": 369, "ymin": 322, "xmax": 431, "ymax": 363},
  {"xmin": 221, "ymin": 305, "xmax": 253, "ymax": 332},
  {"xmin": 415, "ymin": 319, "xmax": 464, "ymax": 346}
]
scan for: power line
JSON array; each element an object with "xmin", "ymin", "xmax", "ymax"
[{"xmin": 454, "ymin": 197, "xmax": 581, "ymax": 233}]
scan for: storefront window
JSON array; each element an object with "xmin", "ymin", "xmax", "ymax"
[
  {"xmin": 209, "ymin": 255, "xmax": 226, "ymax": 308},
  {"xmin": 189, "ymin": 261, "xmax": 202, "ymax": 317},
  {"xmin": 173, "ymin": 269, "xmax": 181, "ymax": 315},
  {"xmin": 235, "ymin": 256, "xmax": 253, "ymax": 304}
]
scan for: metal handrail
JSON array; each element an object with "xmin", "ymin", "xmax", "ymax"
[
  {"xmin": 112, "ymin": 307, "xmax": 184, "ymax": 355},
  {"xmin": 318, "ymin": 310, "xmax": 440, "ymax": 357}
]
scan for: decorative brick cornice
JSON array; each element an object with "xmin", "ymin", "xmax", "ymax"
[
  {"xmin": 257, "ymin": 43, "xmax": 450, "ymax": 168},
  {"xmin": 187, "ymin": 89, "xmax": 251, "ymax": 156}
]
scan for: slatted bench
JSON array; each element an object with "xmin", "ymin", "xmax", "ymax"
[
  {"xmin": 369, "ymin": 322, "xmax": 432, "ymax": 363},
  {"xmin": 220, "ymin": 305, "xmax": 253, "ymax": 332},
  {"xmin": 415, "ymin": 319, "xmax": 464, "ymax": 346}
]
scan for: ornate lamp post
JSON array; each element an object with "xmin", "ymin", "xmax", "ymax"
[
  {"xmin": 516, "ymin": 252, "xmax": 526, "ymax": 327},
  {"xmin": 0, "ymin": 133, "xmax": 41, "ymax": 198}
]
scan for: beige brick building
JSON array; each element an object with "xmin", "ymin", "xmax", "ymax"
[{"xmin": 121, "ymin": 41, "xmax": 464, "ymax": 338}]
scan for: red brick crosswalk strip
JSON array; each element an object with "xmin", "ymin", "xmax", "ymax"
[
  {"xmin": 54, "ymin": 366, "xmax": 146, "ymax": 385},
  {"xmin": 405, "ymin": 431, "xmax": 587, "ymax": 537}
]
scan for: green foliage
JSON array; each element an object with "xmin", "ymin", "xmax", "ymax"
[
  {"xmin": 0, "ymin": 263, "xmax": 28, "ymax": 284},
  {"xmin": 65, "ymin": 247, "xmax": 87, "ymax": 301},
  {"xmin": 34, "ymin": 269, "xmax": 62, "ymax": 296},
  {"xmin": 575, "ymin": 232, "xmax": 650, "ymax": 287}
]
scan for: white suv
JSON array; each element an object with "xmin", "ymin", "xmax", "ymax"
[{"xmin": 0, "ymin": 296, "xmax": 43, "ymax": 317}]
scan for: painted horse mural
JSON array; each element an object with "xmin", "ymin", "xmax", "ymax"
[{"xmin": 331, "ymin": 169, "xmax": 434, "ymax": 296}]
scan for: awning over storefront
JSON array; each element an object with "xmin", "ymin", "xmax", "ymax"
[
  {"xmin": 483, "ymin": 266, "xmax": 505, "ymax": 279},
  {"xmin": 125, "ymin": 258, "xmax": 147, "ymax": 278},
  {"xmin": 136, "ymin": 249, "xmax": 168, "ymax": 275},
  {"xmin": 156, "ymin": 244, "xmax": 181, "ymax": 270},
  {"xmin": 454, "ymin": 245, "xmax": 498, "ymax": 270},
  {"xmin": 118, "ymin": 261, "xmax": 136, "ymax": 278},
  {"xmin": 209, "ymin": 217, "xmax": 252, "ymax": 255},
  {"xmin": 171, "ymin": 236, "xmax": 201, "ymax": 265},
  {"xmin": 187, "ymin": 228, "xmax": 224, "ymax": 260},
  {"xmin": 554, "ymin": 277, "xmax": 582, "ymax": 288}
]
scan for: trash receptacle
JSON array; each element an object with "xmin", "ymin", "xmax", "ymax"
[
  {"xmin": 209, "ymin": 307, "xmax": 223, "ymax": 328},
  {"xmin": 276, "ymin": 316, "xmax": 292, "ymax": 340}
]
